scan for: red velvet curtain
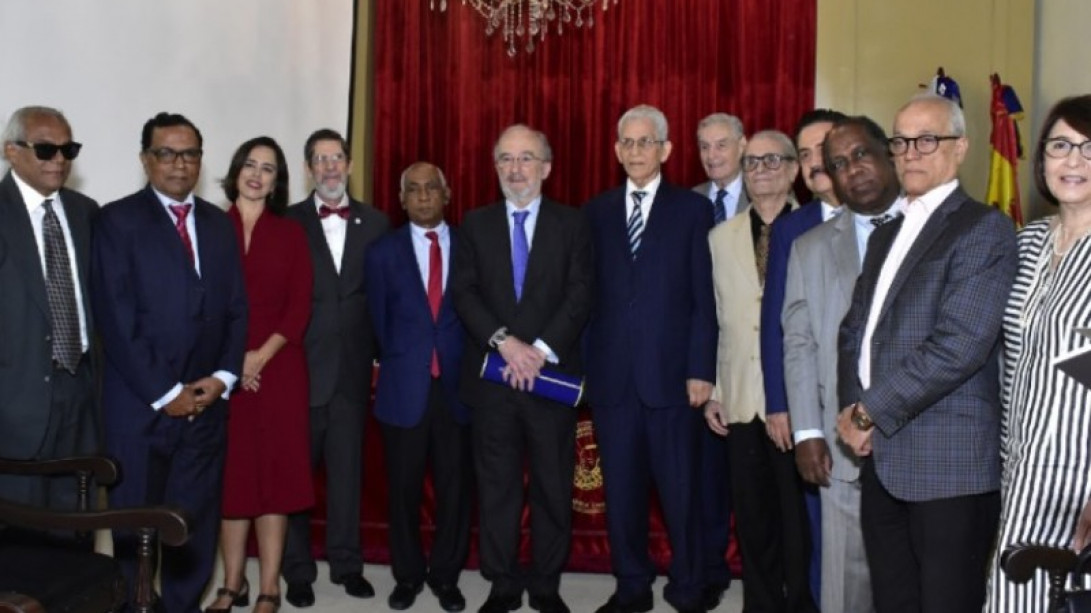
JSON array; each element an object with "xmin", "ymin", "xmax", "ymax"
[{"xmin": 342, "ymin": 0, "xmax": 814, "ymax": 575}]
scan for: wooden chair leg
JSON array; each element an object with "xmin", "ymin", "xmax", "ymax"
[{"xmin": 133, "ymin": 528, "xmax": 158, "ymax": 613}]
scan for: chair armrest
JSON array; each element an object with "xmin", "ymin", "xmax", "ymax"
[
  {"xmin": 0, "ymin": 456, "xmax": 119, "ymax": 486},
  {"xmin": 1000, "ymin": 543, "xmax": 1078, "ymax": 583},
  {"xmin": 0, "ymin": 499, "xmax": 189, "ymax": 547}
]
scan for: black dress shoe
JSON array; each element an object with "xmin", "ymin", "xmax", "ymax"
[
  {"xmin": 429, "ymin": 584, "xmax": 467, "ymax": 612},
  {"xmin": 702, "ymin": 583, "xmax": 730, "ymax": 610},
  {"xmin": 529, "ymin": 593, "xmax": 571, "ymax": 613},
  {"xmin": 388, "ymin": 583, "xmax": 424, "ymax": 610},
  {"xmin": 594, "ymin": 592, "xmax": 654, "ymax": 613},
  {"xmin": 332, "ymin": 574, "xmax": 375, "ymax": 598},
  {"xmin": 284, "ymin": 582, "xmax": 314, "ymax": 608},
  {"xmin": 477, "ymin": 593, "xmax": 521, "ymax": 613}
]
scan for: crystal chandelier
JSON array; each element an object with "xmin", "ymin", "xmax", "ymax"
[{"xmin": 430, "ymin": 0, "xmax": 619, "ymax": 57}]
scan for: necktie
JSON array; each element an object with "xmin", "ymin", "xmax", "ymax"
[
  {"xmin": 42, "ymin": 199, "xmax": 81, "ymax": 373},
  {"xmin": 628, "ymin": 191, "xmax": 646, "ymax": 258},
  {"xmin": 755, "ymin": 223, "xmax": 771, "ymax": 284},
  {"xmin": 512, "ymin": 211, "xmax": 529, "ymax": 301},
  {"xmin": 713, "ymin": 188, "xmax": 728, "ymax": 225},
  {"xmin": 426, "ymin": 231, "xmax": 442, "ymax": 377},
  {"xmin": 168, "ymin": 203, "xmax": 195, "ymax": 266},
  {"xmin": 871, "ymin": 213, "xmax": 895, "ymax": 227},
  {"xmin": 319, "ymin": 204, "xmax": 351, "ymax": 220}
]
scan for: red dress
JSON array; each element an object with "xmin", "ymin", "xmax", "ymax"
[{"xmin": 222, "ymin": 207, "xmax": 315, "ymax": 517}]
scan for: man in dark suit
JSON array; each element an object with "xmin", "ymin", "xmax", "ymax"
[
  {"xmin": 283, "ymin": 128, "xmax": 390, "ymax": 607},
  {"xmin": 365, "ymin": 162, "xmax": 470, "ymax": 612},
  {"xmin": 0, "ymin": 106, "xmax": 98, "ymax": 510},
  {"xmin": 451, "ymin": 124, "xmax": 592, "ymax": 613},
  {"xmin": 836, "ymin": 95, "xmax": 1017, "ymax": 612},
  {"xmin": 585, "ymin": 105, "xmax": 717, "ymax": 613},
  {"xmin": 92, "ymin": 112, "xmax": 248, "ymax": 612}
]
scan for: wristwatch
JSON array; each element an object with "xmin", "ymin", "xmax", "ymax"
[
  {"xmin": 488, "ymin": 327, "xmax": 509, "ymax": 349},
  {"xmin": 850, "ymin": 402, "xmax": 874, "ymax": 431}
]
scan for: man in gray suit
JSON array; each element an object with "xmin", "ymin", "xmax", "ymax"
[
  {"xmin": 0, "ymin": 106, "xmax": 98, "ymax": 509},
  {"xmin": 693, "ymin": 113, "xmax": 749, "ymax": 224},
  {"xmin": 782, "ymin": 115, "xmax": 900, "ymax": 613},
  {"xmin": 836, "ymin": 95, "xmax": 1017, "ymax": 612}
]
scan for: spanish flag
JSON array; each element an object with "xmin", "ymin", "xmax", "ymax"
[{"xmin": 986, "ymin": 73, "xmax": 1024, "ymax": 227}]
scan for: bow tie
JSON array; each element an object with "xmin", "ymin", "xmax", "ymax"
[{"xmin": 319, "ymin": 204, "xmax": 351, "ymax": 220}]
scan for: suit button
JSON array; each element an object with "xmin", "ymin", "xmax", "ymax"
[
  {"xmin": 752, "ymin": 325, "xmax": 759, "ymax": 331},
  {"xmin": 45, "ymin": 335, "xmax": 51, "ymax": 342},
  {"xmin": 44, "ymin": 375, "xmax": 50, "ymax": 383}
]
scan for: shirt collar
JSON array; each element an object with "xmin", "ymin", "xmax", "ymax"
[
  {"xmin": 151, "ymin": 186, "xmax": 195, "ymax": 208},
  {"xmin": 505, "ymin": 195, "xmax": 542, "ymax": 217},
  {"xmin": 11, "ymin": 170, "xmax": 59, "ymax": 214},
  {"xmin": 313, "ymin": 192, "xmax": 349, "ymax": 212},
  {"xmin": 713, "ymin": 174, "xmax": 743, "ymax": 201},
  {"xmin": 627, "ymin": 173, "xmax": 663, "ymax": 201},
  {"xmin": 908, "ymin": 179, "xmax": 958, "ymax": 214},
  {"xmin": 410, "ymin": 220, "xmax": 449, "ymax": 240}
]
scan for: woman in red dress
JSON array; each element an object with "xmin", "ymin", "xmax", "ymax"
[{"xmin": 206, "ymin": 137, "xmax": 314, "ymax": 613}]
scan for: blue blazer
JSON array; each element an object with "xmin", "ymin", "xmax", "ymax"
[
  {"xmin": 761, "ymin": 201, "xmax": 825, "ymax": 415},
  {"xmin": 366, "ymin": 225, "xmax": 467, "ymax": 427},
  {"xmin": 92, "ymin": 187, "xmax": 248, "ymax": 444},
  {"xmin": 584, "ymin": 181, "xmax": 718, "ymax": 408}
]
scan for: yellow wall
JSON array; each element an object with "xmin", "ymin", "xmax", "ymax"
[{"xmin": 816, "ymin": 0, "xmax": 1035, "ymax": 219}]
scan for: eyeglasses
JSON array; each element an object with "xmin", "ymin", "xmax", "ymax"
[
  {"xmin": 147, "ymin": 147, "xmax": 202, "ymax": 165},
  {"xmin": 888, "ymin": 135, "xmax": 960, "ymax": 156},
  {"xmin": 742, "ymin": 153, "xmax": 796, "ymax": 172},
  {"xmin": 311, "ymin": 153, "xmax": 347, "ymax": 166},
  {"xmin": 495, "ymin": 153, "xmax": 543, "ymax": 168},
  {"xmin": 13, "ymin": 140, "xmax": 82, "ymax": 161},
  {"xmin": 618, "ymin": 137, "xmax": 664, "ymax": 152},
  {"xmin": 1042, "ymin": 138, "xmax": 1091, "ymax": 160},
  {"xmin": 827, "ymin": 146, "xmax": 877, "ymax": 173}
]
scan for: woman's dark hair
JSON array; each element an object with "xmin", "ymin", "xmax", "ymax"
[
  {"xmin": 222, "ymin": 136, "xmax": 290, "ymax": 215},
  {"xmin": 1035, "ymin": 95, "xmax": 1091, "ymax": 205}
]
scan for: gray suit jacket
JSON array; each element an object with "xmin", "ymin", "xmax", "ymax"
[
  {"xmin": 783, "ymin": 210, "xmax": 861, "ymax": 481},
  {"xmin": 693, "ymin": 181, "xmax": 749, "ymax": 219},
  {"xmin": 838, "ymin": 187, "xmax": 1017, "ymax": 502}
]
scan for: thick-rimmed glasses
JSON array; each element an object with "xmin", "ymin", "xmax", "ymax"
[
  {"xmin": 147, "ymin": 147, "xmax": 202, "ymax": 165},
  {"xmin": 1042, "ymin": 138, "xmax": 1091, "ymax": 160},
  {"xmin": 618, "ymin": 137, "xmax": 664, "ymax": 152},
  {"xmin": 13, "ymin": 140, "xmax": 82, "ymax": 161},
  {"xmin": 495, "ymin": 153, "xmax": 543, "ymax": 168},
  {"xmin": 888, "ymin": 135, "xmax": 960, "ymax": 156},
  {"xmin": 742, "ymin": 153, "xmax": 796, "ymax": 172}
]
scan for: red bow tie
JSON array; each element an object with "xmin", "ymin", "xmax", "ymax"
[{"xmin": 319, "ymin": 204, "xmax": 351, "ymax": 220}]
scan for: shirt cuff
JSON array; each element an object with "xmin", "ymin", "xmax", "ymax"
[
  {"xmin": 533, "ymin": 339, "xmax": 559, "ymax": 364},
  {"xmin": 793, "ymin": 429, "xmax": 824, "ymax": 444},
  {"xmin": 213, "ymin": 371, "xmax": 237, "ymax": 399},
  {"xmin": 151, "ymin": 383, "xmax": 184, "ymax": 411}
]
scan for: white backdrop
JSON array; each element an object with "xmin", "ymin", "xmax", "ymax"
[{"xmin": 0, "ymin": 0, "xmax": 354, "ymax": 206}]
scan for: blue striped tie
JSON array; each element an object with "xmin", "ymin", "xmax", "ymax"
[{"xmin": 627, "ymin": 191, "xmax": 646, "ymax": 258}]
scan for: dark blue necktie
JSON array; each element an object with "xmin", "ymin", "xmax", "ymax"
[
  {"xmin": 512, "ymin": 210, "xmax": 529, "ymax": 301},
  {"xmin": 713, "ymin": 188, "xmax": 728, "ymax": 225}
]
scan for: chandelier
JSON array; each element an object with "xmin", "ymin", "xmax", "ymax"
[{"xmin": 430, "ymin": 0, "xmax": 619, "ymax": 57}]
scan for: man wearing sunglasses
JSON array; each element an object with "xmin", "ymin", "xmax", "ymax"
[{"xmin": 0, "ymin": 106, "xmax": 99, "ymax": 511}]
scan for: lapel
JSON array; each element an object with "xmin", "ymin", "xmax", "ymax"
[
  {"xmin": 0, "ymin": 173, "xmax": 48, "ymax": 316},
  {"xmin": 638, "ymin": 184, "xmax": 671, "ymax": 262},
  {"xmin": 340, "ymin": 199, "xmax": 368, "ymax": 291},
  {"xmin": 726, "ymin": 209, "xmax": 761, "ymax": 294},
  {"xmin": 486, "ymin": 203, "xmax": 518, "ymax": 308},
  {"xmin": 877, "ymin": 188, "xmax": 965, "ymax": 323},
  {"xmin": 830, "ymin": 211, "xmax": 860, "ymax": 304},
  {"xmin": 522, "ymin": 199, "xmax": 556, "ymax": 293},
  {"xmin": 296, "ymin": 197, "xmax": 339, "ymax": 281},
  {"xmin": 190, "ymin": 198, "xmax": 218, "ymax": 282},
  {"xmin": 396, "ymin": 225, "xmax": 431, "ymax": 315},
  {"xmin": 59, "ymin": 188, "xmax": 94, "ymax": 324},
  {"xmin": 440, "ymin": 228, "xmax": 458, "ymax": 322}
]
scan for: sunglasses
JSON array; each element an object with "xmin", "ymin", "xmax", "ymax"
[{"xmin": 13, "ymin": 140, "xmax": 83, "ymax": 161}]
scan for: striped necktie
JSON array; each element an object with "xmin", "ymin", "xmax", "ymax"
[{"xmin": 627, "ymin": 191, "xmax": 647, "ymax": 258}]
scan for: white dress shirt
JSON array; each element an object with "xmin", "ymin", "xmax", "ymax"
[
  {"xmin": 626, "ymin": 172, "xmax": 663, "ymax": 225},
  {"xmin": 410, "ymin": 221, "xmax": 450, "ymax": 291},
  {"xmin": 315, "ymin": 193, "xmax": 350, "ymax": 273},
  {"xmin": 503, "ymin": 195, "xmax": 556, "ymax": 363},
  {"xmin": 707, "ymin": 174, "xmax": 744, "ymax": 219}
]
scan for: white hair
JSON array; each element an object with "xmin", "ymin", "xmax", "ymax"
[{"xmin": 618, "ymin": 104, "xmax": 669, "ymax": 141}]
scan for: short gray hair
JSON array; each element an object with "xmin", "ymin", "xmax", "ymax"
[
  {"xmin": 900, "ymin": 93, "xmax": 967, "ymax": 136},
  {"xmin": 618, "ymin": 104, "xmax": 669, "ymax": 141},
  {"xmin": 748, "ymin": 129, "xmax": 796, "ymax": 157},
  {"xmin": 493, "ymin": 124, "xmax": 554, "ymax": 162},
  {"xmin": 697, "ymin": 113, "xmax": 745, "ymax": 139},
  {"xmin": 399, "ymin": 162, "xmax": 449, "ymax": 193},
  {"xmin": 2, "ymin": 105, "xmax": 70, "ymax": 144}
]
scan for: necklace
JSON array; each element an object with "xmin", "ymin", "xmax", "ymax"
[{"xmin": 1053, "ymin": 218, "xmax": 1091, "ymax": 257}]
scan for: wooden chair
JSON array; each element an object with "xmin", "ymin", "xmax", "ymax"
[
  {"xmin": 0, "ymin": 456, "xmax": 189, "ymax": 613},
  {"xmin": 1001, "ymin": 543, "xmax": 1091, "ymax": 612}
]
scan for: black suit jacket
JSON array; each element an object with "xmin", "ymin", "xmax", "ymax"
[
  {"xmin": 0, "ymin": 171, "xmax": 98, "ymax": 459},
  {"xmin": 287, "ymin": 195, "xmax": 390, "ymax": 406},
  {"xmin": 450, "ymin": 198, "xmax": 593, "ymax": 408}
]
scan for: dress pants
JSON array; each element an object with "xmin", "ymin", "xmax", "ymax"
[
  {"xmin": 699, "ymin": 426, "xmax": 734, "ymax": 591},
  {"xmin": 819, "ymin": 476, "xmax": 873, "ymax": 613},
  {"xmin": 284, "ymin": 390, "xmax": 365, "ymax": 583},
  {"xmin": 860, "ymin": 459, "xmax": 999, "ymax": 613},
  {"xmin": 727, "ymin": 417, "xmax": 817, "ymax": 613},
  {"xmin": 472, "ymin": 390, "xmax": 576, "ymax": 599},
  {"xmin": 381, "ymin": 380, "xmax": 471, "ymax": 587},
  {"xmin": 592, "ymin": 383, "xmax": 704, "ymax": 611}
]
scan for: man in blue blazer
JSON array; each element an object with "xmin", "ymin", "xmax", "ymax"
[
  {"xmin": 837, "ymin": 95, "xmax": 1017, "ymax": 612},
  {"xmin": 365, "ymin": 162, "xmax": 470, "ymax": 613},
  {"xmin": 93, "ymin": 112, "xmax": 248, "ymax": 613},
  {"xmin": 584, "ymin": 105, "xmax": 717, "ymax": 613}
]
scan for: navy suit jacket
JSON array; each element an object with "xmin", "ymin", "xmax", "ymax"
[
  {"xmin": 761, "ymin": 201, "xmax": 825, "ymax": 415},
  {"xmin": 838, "ymin": 187, "xmax": 1016, "ymax": 501},
  {"xmin": 92, "ymin": 187, "xmax": 248, "ymax": 447},
  {"xmin": 366, "ymin": 225, "xmax": 468, "ymax": 427},
  {"xmin": 584, "ymin": 181, "xmax": 717, "ymax": 408}
]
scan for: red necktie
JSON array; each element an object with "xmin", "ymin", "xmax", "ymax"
[
  {"xmin": 319, "ymin": 204, "xmax": 351, "ymax": 220},
  {"xmin": 426, "ymin": 231, "xmax": 442, "ymax": 377},
  {"xmin": 168, "ymin": 203, "xmax": 195, "ymax": 266}
]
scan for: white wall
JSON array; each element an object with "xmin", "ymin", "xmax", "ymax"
[{"xmin": 0, "ymin": 0, "xmax": 354, "ymax": 206}]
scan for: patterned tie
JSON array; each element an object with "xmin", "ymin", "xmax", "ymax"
[
  {"xmin": 319, "ymin": 204, "xmax": 351, "ymax": 220},
  {"xmin": 628, "ymin": 191, "xmax": 647, "ymax": 258},
  {"xmin": 511, "ymin": 211, "xmax": 529, "ymax": 301},
  {"xmin": 755, "ymin": 223, "xmax": 772, "ymax": 284},
  {"xmin": 42, "ymin": 199, "xmax": 81, "ymax": 373},
  {"xmin": 713, "ymin": 188, "xmax": 728, "ymax": 225},
  {"xmin": 426, "ymin": 230, "xmax": 442, "ymax": 377},
  {"xmin": 871, "ymin": 212, "xmax": 895, "ymax": 227},
  {"xmin": 168, "ymin": 203, "xmax": 195, "ymax": 266}
]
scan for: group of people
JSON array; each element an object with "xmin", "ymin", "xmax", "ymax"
[{"xmin": 0, "ymin": 91, "xmax": 1089, "ymax": 613}]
